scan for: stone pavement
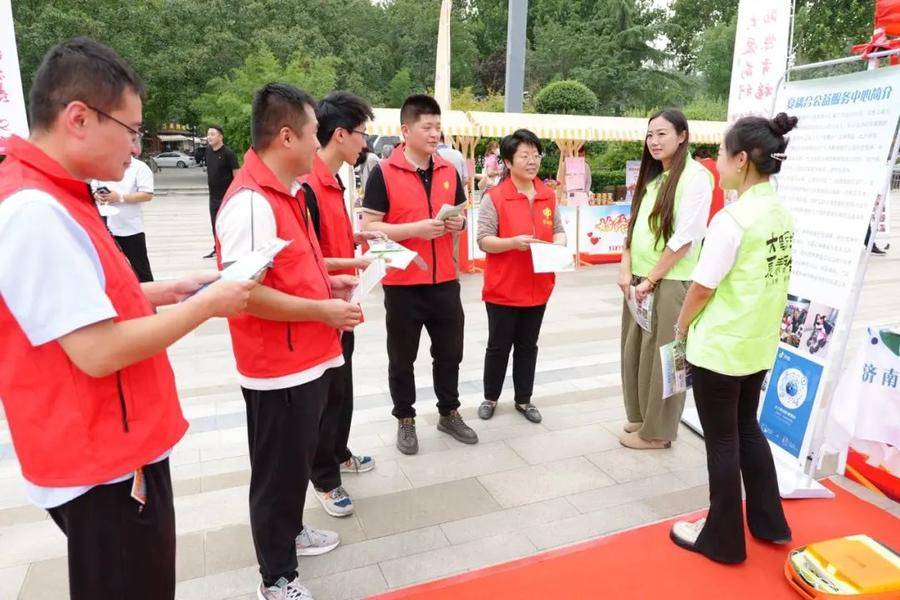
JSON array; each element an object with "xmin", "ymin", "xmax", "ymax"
[{"xmin": 1, "ymin": 191, "xmax": 898, "ymax": 600}]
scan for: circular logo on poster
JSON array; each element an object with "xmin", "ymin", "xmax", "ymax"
[{"xmin": 777, "ymin": 368, "xmax": 808, "ymax": 410}]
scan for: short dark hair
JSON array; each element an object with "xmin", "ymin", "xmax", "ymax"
[
  {"xmin": 208, "ymin": 124, "xmax": 224, "ymax": 136},
  {"xmin": 500, "ymin": 129, "xmax": 543, "ymax": 164},
  {"xmin": 250, "ymin": 83, "xmax": 316, "ymax": 150},
  {"xmin": 724, "ymin": 112, "xmax": 798, "ymax": 175},
  {"xmin": 29, "ymin": 37, "xmax": 145, "ymax": 132},
  {"xmin": 316, "ymin": 91, "xmax": 374, "ymax": 146},
  {"xmin": 400, "ymin": 94, "xmax": 441, "ymax": 126}
]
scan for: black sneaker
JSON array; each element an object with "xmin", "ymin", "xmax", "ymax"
[
  {"xmin": 437, "ymin": 410, "xmax": 479, "ymax": 444},
  {"xmin": 203, "ymin": 249, "xmax": 216, "ymax": 259},
  {"xmin": 872, "ymin": 245, "xmax": 887, "ymax": 255},
  {"xmin": 397, "ymin": 418, "xmax": 418, "ymax": 455}
]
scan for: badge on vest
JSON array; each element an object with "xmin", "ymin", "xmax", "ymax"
[{"xmin": 443, "ymin": 181, "xmax": 450, "ymax": 190}]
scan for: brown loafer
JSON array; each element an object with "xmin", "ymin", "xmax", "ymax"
[{"xmin": 619, "ymin": 431, "xmax": 671, "ymax": 450}]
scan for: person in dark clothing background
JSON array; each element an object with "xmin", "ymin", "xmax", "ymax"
[{"xmin": 203, "ymin": 124, "xmax": 238, "ymax": 258}]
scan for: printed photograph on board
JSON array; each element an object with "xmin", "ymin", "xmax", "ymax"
[
  {"xmin": 798, "ymin": 303, "xmax": 840, "ymax": 359},
  {"xmin": 780, "ymin": 295, "xmax": 811, "ymax": 348}
]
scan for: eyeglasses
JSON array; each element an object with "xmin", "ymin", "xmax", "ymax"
[
  {"xmin": 515, "ymin": 153, "xmax": 543, "ymax": 164},
  {"xmin": 344, "ymin": 128, "xmax": 369, "ymax": 141},
  {"xmin": 86, "ymin": 104, "xmax": 144, "ymax": 145}
]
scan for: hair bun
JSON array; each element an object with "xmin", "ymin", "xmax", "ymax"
[{"xmin": 770, "ymin": 112, "xmax": 798, "ymax": 136}]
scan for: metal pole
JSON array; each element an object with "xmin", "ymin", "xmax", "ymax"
[
  {"xmin": 787, "ymin": 48, "xmax": 900, "ymax": 73},
  {"xmin": 504, "ymin": 0, "xmax": 528, "ymax": 113}
]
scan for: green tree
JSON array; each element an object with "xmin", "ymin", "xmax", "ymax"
[
  {"xmin": 385, "ymin": 69, "xmax": 413, "ymax": 108},
  {"xmin": 527, "ymin": 0, "xmax": 679, "ymax": 115},
  {"xmin": 663, "ymin": 0, "xmax": 737, "ymax": 72},
  {"xmin": 533, "ymin": 80, "xmax": 598, "ymax": 114},
  {"xmin": 793, "ymin": 0, "xmax": 874, "ymax": 65},
  {"xmin": 193, "ymin": 47, "xmax": 338, "ymax": 154},
  {"xmin": 695, "ymin": 18, "xmax": 736, "ymax": 99},
  {"xmin": 450, "ymin": 87, "xmax": 505, "ymax": 112}
]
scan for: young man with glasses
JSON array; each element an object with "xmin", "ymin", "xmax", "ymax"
[
  {"xmin": 361, "ymin": 94, "xmax": 477, "ymax": 455},
  {"xmin": 0, "ymin": 37, "xmax": 253, "ymax": 600},
  {"xmin": 214, "ymin": 83, "xmax": 363, "ymax": 600},
  {"xmin": 296, "ymin": 91, "xmax": 382, "ymax": 518}
]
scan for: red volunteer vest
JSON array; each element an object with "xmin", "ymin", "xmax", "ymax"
[
  {"xmin": 380, "ymin": 147, "xmax": 459, "ymax": 286},
  {"xmin": 299, "ymin": 155, "xmax": 356, "ymax": 276},
  {"xmin": 482, "ymin": 177, "xmax": 557, "ymax": 307},
  {"xmin": 216, "ymin": 149, "xmax": 342, "ymax": 378},
  {"xmin": 699, "ymin": 157, "xmax": 725, "ymax": 224},
  {"xmin": 0, "ymin": 136, "xmax": 187, "ymax": 486}
]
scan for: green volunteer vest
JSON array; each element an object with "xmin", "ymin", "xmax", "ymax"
[
  {"xmin": 629, "ymin": 157, "xmax": 712, "ymax": 281},
  {"xmin": 686, "ymin": 181, "xmax": 794, "ymax": 375}
]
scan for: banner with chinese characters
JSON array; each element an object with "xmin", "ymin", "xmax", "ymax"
[
  {"xmin": 0, "ymin": 0, "xmax": 28, "ymax": 152},
  {"xmin": 726, "ymin": 0, "xmax": 791, "ymax": 122},
  {"xmin": 824, "ymin": 328, "xmax": 900, "ymax": 501},
  {"xmin": 758, "ymin": 66, "xmax": 900, "ymax": 464}
]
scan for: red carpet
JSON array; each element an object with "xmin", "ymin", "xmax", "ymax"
[{"xmin": 371, "ymin": 480, "xmax": 900, "ymax": 600}]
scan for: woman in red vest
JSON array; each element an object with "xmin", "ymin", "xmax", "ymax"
[{"xmin": 476, "ymin": 129, "xmax": 567, "ymax": 423}]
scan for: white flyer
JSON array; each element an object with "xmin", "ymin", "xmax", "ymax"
[
  {"xmin": 362, "ymin": 239, "xmax": 424, "ymax": 271},
  {"xmin": 626, "ymin": 286, "xmax": 653, "ymax": 333},
  {"xmin": 184, "ymin": 238, "xmax": 290, "ymax": 300},
  {"xmin": 528, "ymin": 242, "xmax": 574, "ymax": 273},
  {"xmin": 434, "ymin": 203, "xmax": 466, "ymax": 221},
  {"xmin": 660, "ymin": 339, "xmax": 692, "ymax": 399},
  {"xmin": 349, "ymin": 258, "xmax": 387, "ymax": 304}
]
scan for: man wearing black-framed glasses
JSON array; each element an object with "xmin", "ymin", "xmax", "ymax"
[{"xmin": 0, "ymin": 37, "xmax": 253, "ymax": 600}]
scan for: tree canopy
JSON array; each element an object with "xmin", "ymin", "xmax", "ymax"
[{"xmin": 11, "ymin": 0, "xmax": 882, "ymax": 152}]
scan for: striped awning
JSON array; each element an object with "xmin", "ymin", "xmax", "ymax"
[
  {"xmin": 466, "ymin": 111, "xmax": 727, "ymax": 144},
  {"xmin": 367, "ymin": 108, "xmax": 727, "ymax": 144}
]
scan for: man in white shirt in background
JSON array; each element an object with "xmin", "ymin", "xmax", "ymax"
[
  {"xmin": 92, "ymin": 156, "xmax": 155, "ymax": 282},
  {"xmin": 436, "ymin": 133, "xmax": 468, "ymax": 182}
]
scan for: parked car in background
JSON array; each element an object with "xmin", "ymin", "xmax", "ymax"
[
  {"xmin": 369, "ymin": 135, "xmax": 401, "ymax": 155},
  {"xmin": 153, "ymin": 151, "xmax": 196, "ymax": 168}
]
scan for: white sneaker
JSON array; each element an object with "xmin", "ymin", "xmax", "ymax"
[
  {"xmin": 295, "ymin": 526, "xmax": 340, "ymax": 556},
  {"xmin": 315, "ymin": 486, "xmax": 354, "ymax": 517},
  {"xmin": 340, "ymin": 455, "xmax": 375, "ymax": 473},
  {"xmin": 670, "ymin": 517, "xmax": 706, "ymax": 549},
  {"xmin": 257, "ymin": 576, "xmax": 313, "ymax": 600}
]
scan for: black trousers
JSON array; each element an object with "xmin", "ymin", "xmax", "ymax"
[
  {"xmin": 691, "ymin": 365, "xmax": 791, "ymax": 563},
  {"xmin": 209, "ymin": 192, "xmax": 225, "ymax": 237},
  {"xmin": 244, "ymin": 374, "xmax": 330, "ymax": 587},
  {"xmin": 47, "ymin": 459, "xmax": 175, "ymax": 600},
  {"xmin": 312, "ymin": 332, "xmax": 355, "ymax": 492},
  {"xmin": 483, "ymin": 302, "xmax": 547, "ymax": 404},
  {"xmin": 115, "ymin": 232, "xmax": 154, "ymax": 282},
  {"xmin": 383, "ymin": 280, "xmax": 464, "ymax": 419}
]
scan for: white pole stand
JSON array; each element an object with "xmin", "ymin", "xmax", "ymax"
[
  {"xmin": 772, "ymin": 451, "xmax": 834, "ymax": 499},
  {"xmin": 681, "ymin": 409, "xmax": 834, "ymax": 499}
]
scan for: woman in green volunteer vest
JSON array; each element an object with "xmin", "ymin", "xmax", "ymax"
[
  {"xmin": 619, "ymin": 108, "xmax": 713, "ymax": 450},
  {"xmin": 669, "ymin": 113, "xmax": 798, "ymax": 564}
]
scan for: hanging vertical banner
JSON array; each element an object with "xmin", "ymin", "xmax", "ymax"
[
  {"xmin": 0, "ymin": 0, "xmax": 29, "ymax": 152},
  {"xmin": 758, "ymin": 67, "xmax": 900, "ymax": 479},
  {"xmin": 726, "ymin": 0, "xmax": 792, "ymax": 122},
  {"xmin": 433, "ymin": 0, "xmax": 452, "ymax": 114}
]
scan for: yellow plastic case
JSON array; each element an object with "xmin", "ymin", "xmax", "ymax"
[{"xmin": 784, "ymin": 535, "xmax": 900, "ymax": 599}]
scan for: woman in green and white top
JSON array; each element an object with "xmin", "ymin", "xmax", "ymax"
[
  {"xmin": 618, "ymin": 108, "xmax": 713, "ymax": 450},
  {"xmin": 669, "ymin": 113, "xmax": 797, "ymax": 564}
]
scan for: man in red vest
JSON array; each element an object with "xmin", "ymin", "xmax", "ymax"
[
  {"xmin": 361, "ymin": 94, "xmax": 478, "ymax": 454},
  {"xmin": 214, "ymin": 83, "xmax": 363, "ymax": 600},
  {"xmin": 297, "ymin": 91, "xmax": 382, "ymax": 519},
  {"xmin": 0, "ymin": 38, "xmax": 253, "ymax": 600}
]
